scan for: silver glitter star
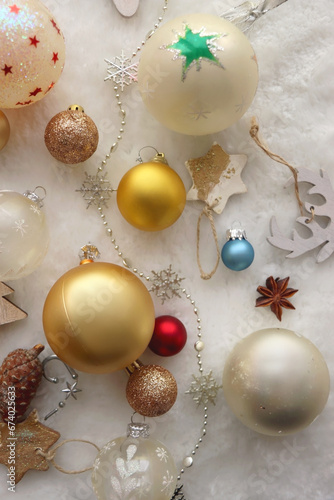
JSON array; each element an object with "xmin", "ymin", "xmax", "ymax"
[
  {"xmin": 186, "ymin": 371, "xmax": 222, "ymax": 406},
  {"xmin": 76, "ymin": 172, "xmax": 115, "ymax": 209},
  {"xmin": 104, "ymin": 50, "xmax": 138, "ymax": 91},
  {"xmin": 62, "ymin": 381, "xmax": 82, "ymax": 400},
  {"xmin": 149, "ymin": 265, "xmax": 185, "ymax": 304}
]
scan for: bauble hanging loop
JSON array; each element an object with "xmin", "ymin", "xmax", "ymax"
[{"xmin": 221, "ymin": 224, "xmax": 254, "ymax": 271}]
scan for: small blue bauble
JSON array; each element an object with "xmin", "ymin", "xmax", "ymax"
[{"xmin": 221, "ymin": 238, "xmax": 254, "ymax": 271}]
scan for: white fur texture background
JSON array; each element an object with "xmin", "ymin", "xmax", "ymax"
[{"xmin": 1, "ymin": 0, "xmax": 334, "ymax": 499}]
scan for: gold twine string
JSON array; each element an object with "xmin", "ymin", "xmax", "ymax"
[
  {"xmin": 196, "ymin": 203, "xmax": 220, "ymax": 280},
  {"xmin": 249, "ymin": 117, "xmax": 304, "ymax": 217},
  {"xmin": 36, "ymin": 439, "xmax": 100, "ymax": 475}
]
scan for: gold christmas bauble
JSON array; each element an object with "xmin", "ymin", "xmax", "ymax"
[
  {"xmin": 43, "ymin": 262, "xmax": 155, "ymax": 374},
  {"xmin": 0, "ymin": 111, "xmax": 10, "ymax": 151},
  {"xmin": 117, "ymin": 159, "xmax": 186, "ymax": 231},
  {"xmin": 138, "ymin": 13, "xmax": 258, "ymax": 135},
  {"xmin": 44, "ymin": 107, "xmax": 99, "ymax": 164},
  {"xmin": 223, "ymin": 328, "xmax": 330, "ymax": 436}
]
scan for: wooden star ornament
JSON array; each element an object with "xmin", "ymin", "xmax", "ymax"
[
  {"xmin": 0, "ymin": 409, "xmax": 60, "ymax": 483},
  {"xmin": 185, "ymin": 143, "xmax": 248, "ymax": 213}
]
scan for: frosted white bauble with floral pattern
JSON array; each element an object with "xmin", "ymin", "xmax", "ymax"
[
  {"xmin": 92, "ymin": 423, "xmax": 177, "ymax": 500},
  {"xmin": 0, "ymin": 190, "xmax": 49, "ymax": 280}
]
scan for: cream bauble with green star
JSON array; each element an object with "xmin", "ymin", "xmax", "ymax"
[{"xmin": 138, "ymin": 13, "xmax": 258, "ymax": 136}]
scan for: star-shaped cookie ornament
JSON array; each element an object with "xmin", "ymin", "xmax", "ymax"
[
  {"xmin": 0, "ymin": 409, "xmax": 60, "ymax": 483},
  {"xmin": 186, "ymin": 143, "xmax": 248, "ymax": 214}
]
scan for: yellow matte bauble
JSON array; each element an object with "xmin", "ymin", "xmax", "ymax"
[
  {"xmin": 117, "ymin": 159, "xmax": 186, "ymax": 231},
  {"xmin": 138, "ymin": 13, "xmax": 258, "ymax": 135},
  {"xmin": 0, "ymin": 111, "xmax": 10, "ymax": 151},
  {"xmin": 43, "ymin": 262, "xmax": 155, "ymax": 374},
  {"xmin": 223, "ymin": 328, "xmax": 330, "ymax": 436}
]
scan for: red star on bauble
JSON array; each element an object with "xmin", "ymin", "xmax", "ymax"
[
  {"xmin": 29, "ymin": 36, "xmax": 40, "ymax": 48},
  {"xmin": 29, "ymin": 87, "xmax": 42, "ymax": 97},
  {"xmin": 52, "ymin": 52, "xmax": 59, "ymax": 64},
  {"xmin": 9, "ymin": 4, "xmax": 20, "ymax": 14},
  {"xmin": 1, "ymin": 64, "xmax": 12, "ymax": 76},
  {"xmin": 50, "ymin": 19, "xmax": 61, "ymax": 35}
]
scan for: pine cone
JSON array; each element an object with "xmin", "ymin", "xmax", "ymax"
[{"xmin": 0, "ymin": 344, "xmax": 45, "ymax": 423}]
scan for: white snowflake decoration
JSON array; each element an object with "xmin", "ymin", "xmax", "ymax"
[
  {"xmin": 13, "ymin": 219, "xmax": 28, "ymax": 237},
  {"xmin": 105, "ymin": 50, "xmax": 138, "ymax": 91},
  {"xmin": 156, "ymin": 447, "xmax": 168, "ymax": 463}
]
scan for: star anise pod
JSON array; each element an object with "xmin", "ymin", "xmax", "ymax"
[{"xmin": 255, "ymin": 276, "xmax": 298, "ymax": 321}]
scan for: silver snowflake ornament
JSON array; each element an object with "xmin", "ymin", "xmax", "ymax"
[
  {"xmin": 149, "ymin": 265, "xmax": 185, "ymax": 304},
  {"xmin": 186, "ymin": 370, "xmax": 222, "ymax": 406},
  {"xmin": 105, "ymin": 50, "xmax": 138, "ymax": 91},
  {"xmin": 76, "ymin": 172, "xmax": 115, "ymax": 209}
]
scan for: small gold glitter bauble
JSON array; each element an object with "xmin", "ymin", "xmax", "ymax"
[
  {"xmin": 43, "ymin": 261, "xmax": 155, "ymax": 374},
  {"xmin": 117, "ymin": 156, "xmax": 186, "ymax": 231},
  {"xmin": 126, "ymin": 364, "xmax": 177, "ymax": 417},
  {"xmin": 0, "ymin": 111, "xmax": 10, "ymax": 151},
  {"xmin": 44, "ymin": 106, "xmax": 99, "ymax": 164}
]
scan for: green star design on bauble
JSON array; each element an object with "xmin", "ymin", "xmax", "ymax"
[{"xmin": 167, "ymin": 25, "xmax": 224, "ymax": 81}]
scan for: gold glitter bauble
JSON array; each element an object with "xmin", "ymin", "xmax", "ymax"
[
  {"xmin": 43, "ymin": 262, "xmax": 155, "ymax": 374},
  {"xmin": 126, "ymin": 364, "xmax": 177, "ymax": 417},
  {"xmin": 0, "ymin": 111, "xmax": 10, "ymax": 151},
  {"xmin": 44, "ymin": 108, "xmax": 99, "ymax": 164},
  {"xmin": 117, "ymin": 159, "xmax": 186, "ymax": 231}
]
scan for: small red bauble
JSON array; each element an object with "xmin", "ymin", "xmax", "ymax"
[{"xmin": 149, "ymin": 315, "xmax": 187, "ymax": 356}]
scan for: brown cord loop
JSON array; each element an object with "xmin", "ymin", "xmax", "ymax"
[
  {"xmin": 305, "ymin": 206, "xmax": 315, "ymax": 224},
  {"xmin": 36, "ymin": 439, "xmax": 100, "ymax": 475},
  {"xmin": 196, "ymin": 203, "xmax": 220, "ymax": 280},
  {"xmin": 249, "ymin": 117, "xmax": 304, "ymax": 217}
]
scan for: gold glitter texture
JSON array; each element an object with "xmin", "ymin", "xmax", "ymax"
[
  {"xmin": 44, "ymin": 109, "xmax": 99, "ymax": 164},
  {"xmin": 0, "ymin": 409, "xmax": 60, "ymax": 483},
  {"xmin": 126, "ymin": 365, "xmax": 177, "ymax": 417}
]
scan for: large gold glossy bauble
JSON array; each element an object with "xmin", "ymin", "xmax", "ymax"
[
  {"xmin": 43, "ymin": 262, "xmax": 155, "ymax": 374},
  {"xmin": 117, "ymin": 160, "xmax": 186, "ymax": 231},
  {"xmin": 223, "ymin": 328, "xmax": 330, "ymax": 436},
  {"xmin": 0, "ymin": 111, "xmax": 10, "ymax": 151},
  {"xmin": 138, "ymin": 13, "xmax": 258, "ymax": 135}
]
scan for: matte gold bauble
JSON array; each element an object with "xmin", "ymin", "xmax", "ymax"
[
  {"xmin": 43, "ymin": 262, "xmax": 155, "ymax": 374},
  {"xmin": 126, "ymin": 364, "xmax": 177, "ymax": 417},
  {"xmin": 117, "ymin": 157, "xmax": 186, "ymax": 231},
  {"xmin": 0, "ymin": 111, "xmax": 10, "ymax": 151},
  {"xmin": 223, "ymin": 328, "xmax": 330, "ymax": 436},
  {"xmin": 138, "ymin": 13, "xmax": 258, "ymax": 135},
  {"xmin": 44, "ymin": 106, "xmax": 99, "ymax": 164}
]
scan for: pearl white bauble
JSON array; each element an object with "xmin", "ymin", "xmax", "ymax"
[
  {"xmin": 223, "ymin": 328, "xmax": 330, "ymax": 436},
  {"xmin": 138, "ymin": 13, "xmax": 258, "ymax": 135},
  {"xmin": 0, "ymin": 191, "xmax": 49, "ymax": 280}
]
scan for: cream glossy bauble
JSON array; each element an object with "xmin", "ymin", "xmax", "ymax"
[
  {"xmin": 92, "ymin": 423, "xmax": 177, "ymax": 500},
  {"xmin": 0, "ymin": 190, "xmax": 49, "ymax": 280},
  {"xmin": 43, "ymin": 261, "xmax": 155, "ymax": 374},
  {"xmin": 223, "ymin": 328, "xmax": 330, "ymax": 436},
  {"xmin": 138, "ymin": 13, "xmax": 258, "ymax": 135},
  {"xmin": 0, "ymin": 0, "xmax": 65, "ymax": 108}
]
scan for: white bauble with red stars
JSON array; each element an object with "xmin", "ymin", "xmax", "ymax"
[{"xmin": 0, "ymin": 0, "xmax": 65, "ymax": 108}]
